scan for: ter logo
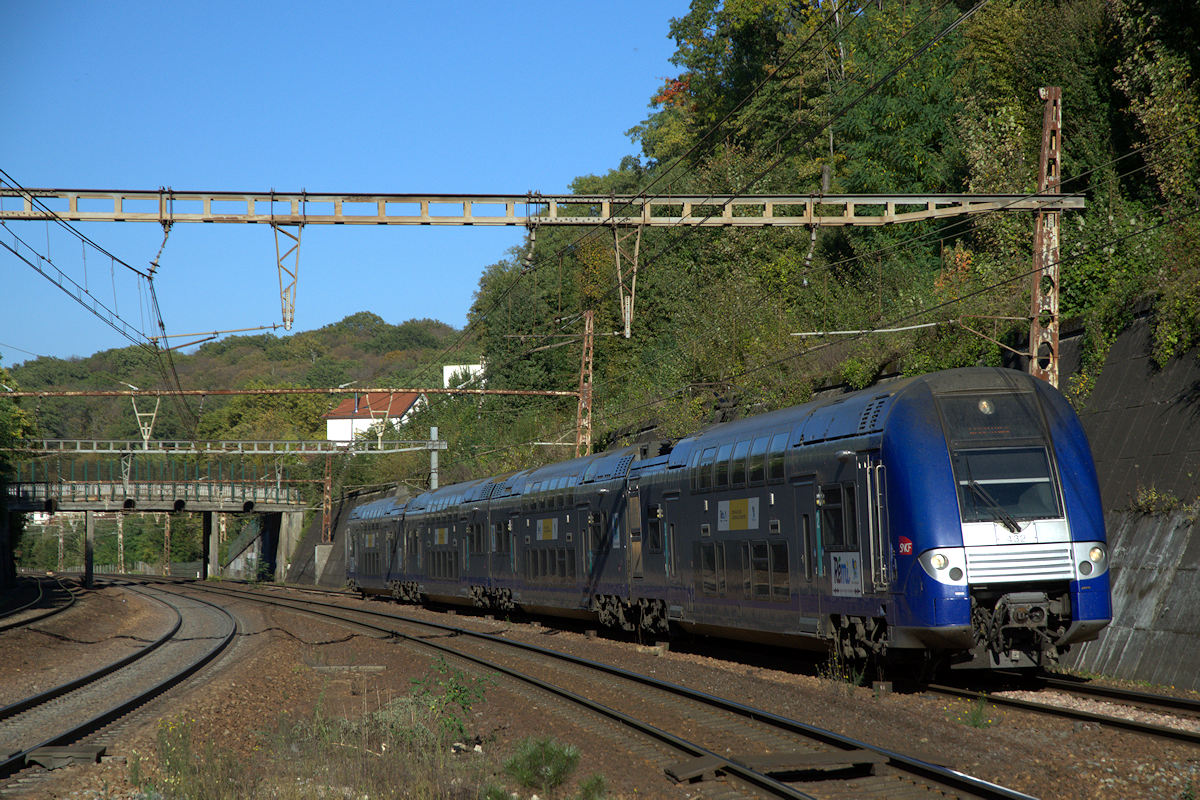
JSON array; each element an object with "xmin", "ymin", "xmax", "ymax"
[{"xmin": 898, "ymin": 536, "xmax": 913, "ymax": 555}]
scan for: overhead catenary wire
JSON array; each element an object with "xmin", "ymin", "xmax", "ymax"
[
  {"xmin": 467, "ymin": 178, "xmax": 1200, "ymax": 466},
  {"xmin": 409, "ymin": 1, "xmax": 997, "ymax": 466},
  {"xmin": 411, "ymin": 1, "xmax": 872, "ymax": 382}
]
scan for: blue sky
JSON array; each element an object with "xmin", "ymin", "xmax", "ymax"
[{"xmin": 0, "ymin": 2, "xmax": 687, "ymax": 366}]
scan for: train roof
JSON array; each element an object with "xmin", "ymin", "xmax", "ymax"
[
  {"xmin": 668, "ymin": 367, "xmax": 1044, "ymax": 456},
  {"xmin": 347, "ymin": 495, "xmax": 404, "ymax": 521},
  {"xmin": 395, "ymin": 368, "xmax": 1046, "ymax": 511}
]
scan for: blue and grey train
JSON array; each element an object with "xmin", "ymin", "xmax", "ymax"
[{"xmin": 345, "ymin": 367, "xmax": 1112, "ymax": 669}]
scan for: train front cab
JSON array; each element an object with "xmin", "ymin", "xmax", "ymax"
[{"xmin": 884, "ymin": 369, "xmax": 1112, "ymax": 669}]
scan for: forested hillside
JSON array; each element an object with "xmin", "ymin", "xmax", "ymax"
[
  {"xmin": 3, "ymin": 0, "xmax": 1198, "ymax": 498},
  {"xmin": 430, "ymin": 0, "xmax": 1199, "ymax": 481}
]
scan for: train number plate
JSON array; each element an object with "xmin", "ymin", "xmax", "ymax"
[{"xmin": 995, "ymin": 529, "xmax": 1036, "ymax": 545}]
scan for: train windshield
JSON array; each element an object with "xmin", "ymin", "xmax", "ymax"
[{"xmin": 950, "ymin": 447, "xmax": 1061, "ymax": 523}]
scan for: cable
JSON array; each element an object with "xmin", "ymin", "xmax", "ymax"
[
  {"xmin": 412, "ymin": 2, "xmax": 873, "ymax": 381},
  {"xmin": 467, "ymin": 196, "xmax": 1200, "ymax": 465},
  {"xmin": 423, "ymin": 2, "xmax": 988, "ymax": 467}
]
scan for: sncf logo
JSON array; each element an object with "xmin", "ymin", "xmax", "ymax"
[{"xmin": 898, "ymin": 537, "xmax": 913, "ymax": 555}]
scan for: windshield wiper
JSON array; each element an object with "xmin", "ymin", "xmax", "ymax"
[{"xmin": 966, "ymin": 480, "xmax": 1022, "ymax": 533}]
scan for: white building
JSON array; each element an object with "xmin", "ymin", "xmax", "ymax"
[{"xmin": 323, "ymin": 392, "xmax": 425, "ymax": 442}]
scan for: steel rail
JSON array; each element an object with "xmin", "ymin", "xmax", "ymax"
[
  {"xmin": 1030, "ymin": 675, "xmax": 1200, "ymax": 717},
  {"xmin": 927, "ymin": 683, "xmax": 1200, "ymax": 746},
  {"xmin": 170, "ymin": 579, "xmax": 1036, "ymax": 800},
  {"xmin": 0, "ymin": 592, "xmax": 182, "ymax": 721},
  {"xmin": 0, "ymin": 577, "xmax": 77, "ymax": 633},
  {"xmin": 0, "ymin": 576, "xmax": 47, "ymax": 624},
  {"xmin": 0, "ymin": 585, "xmax": 237, "ymax": 780}
]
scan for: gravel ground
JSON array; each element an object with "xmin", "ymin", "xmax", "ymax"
[
  {"xmin": 0, "ymin": 583, "xmax": 169, "ymax": 707},
  {"xmin": 7, "ymin": 583, "xmax": 1200, "ymax": 800}
]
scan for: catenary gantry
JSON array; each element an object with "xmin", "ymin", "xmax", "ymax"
[{"xmin": 0, "ymin": 188, "xmax": 1082, "ymax": 227}]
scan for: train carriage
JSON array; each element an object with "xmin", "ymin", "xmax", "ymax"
[{"xmin": 346, "ymin": 367, "xmax": 1112, "ymax": 670}]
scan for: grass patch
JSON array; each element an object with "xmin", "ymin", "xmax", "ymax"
[
  {"xmin": 947, "ymin": 695, "xmax": 997, "ymax": 729},
  {"xmin": 129, "ymin": 657, "xmax": 610, "ymax": 799}
]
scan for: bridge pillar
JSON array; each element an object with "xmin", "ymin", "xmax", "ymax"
[
  {"xmin": 276, "ymin": 512, "xmax": 304, "ymax": 582},
  {"xmin": 1, "ymin": 511, "xmax": 14, "ymax": 591},
  {"xmin": 202, "ymin": 511, "xmax": 219, "ymax": 579},
  {"xmin": 83, "ymin": 510, "xmax": 95, "ymax": 588}
]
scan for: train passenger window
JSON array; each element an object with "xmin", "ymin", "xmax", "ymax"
[
  {"xmin": 699, "ymin": 542, "xmax": 727, "ymax": 596},
  {"xmin": 714, "ymin": 444, "xmax": 733, "ymax": 488},
  {"xmin": 819, "ymin": 484, "xmax": 859, "ymax": 550},
  {"xmin": 739, "ymin": 542, "xmax": 751, "ymax": 597},
  {"xmin": 748, "ymin": 436, "xmax": 769, "ymax": 484},
  {"xmin": 645, "ymin": 505, "xmax": 663, "ymax": 554},
  {"xmin": 767, "ymin": 433, "xmax": 788, "ymax": 482},
  {"xmin": 688, "ymin": 449, "xmax": 702, "ymax": 490},
  {"xmin": 770, "ymin": 542, "xmax": 789, "ymax": 601},
  {"xmin": 821, "ymin": 485, "xmax": 845, "ymax": 549},
  {"xmin": 589, "ymin": 514, "xmax": 607, "ymax": 552},
  {"xmin": 667, "ymin": 523, "xmax": 676, "ymax": 577},
  {"xmin": 731, "ymin": 440, "xmax": 751, "ymax": 487},
  {"xmin": 801, "ymin": 515, "xmax": 812, "ymax": 581},
  {"xmin": 698, "ymin": 448, "xmax": 717, "ymax": 490},
  {"xmin": 751, "ymin": 542, "xmax": 771, "ymax": 599},
  {"xmin": 843, "ymin": 486, "xmax": 859, "ymax": 550}
]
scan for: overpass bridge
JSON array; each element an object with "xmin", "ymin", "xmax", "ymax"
[{"xmin": 2, "ymin": 436, "xmax": 443, "ymax": 587}]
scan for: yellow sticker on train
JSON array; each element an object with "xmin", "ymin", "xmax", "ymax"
[
  {"xmin": 537, "ymin": 518, "xmax": 558, "ymax": 540},
  {"xmin": 718, "ymin": 498, "xmax": 760, "ymax": 532}
]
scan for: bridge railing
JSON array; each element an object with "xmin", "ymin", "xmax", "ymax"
[{"xmin": 4, "ymin": 479, "xmax": 307, "ymax": 507}]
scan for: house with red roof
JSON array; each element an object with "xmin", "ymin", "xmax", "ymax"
[{"xmin": 322, "ymin": 391, "xmax": 425, "ymax": 442}]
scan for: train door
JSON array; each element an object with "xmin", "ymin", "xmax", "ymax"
[
  {"xmin": 792, "ymin": 478, "xmax": 818, "ymax": 583},
  {"xmin": 626, "ymin": 481, "xmax": 644, "ymax": 584},
  {"xmin": 663, "ymin": 495, "xmax": 681, "ymax": 585},
  {"xmin": 857, "ymin": 452, "xmax": 889, "ymax": 593}
]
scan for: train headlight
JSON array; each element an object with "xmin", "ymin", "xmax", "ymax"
[
  {"xmin": 919, "ymin": 548, "xmax": 966, "ymax": 584},
  {"xmin": 1073, "ymin": 542, "xmax": 1108, "ymax": 579}
]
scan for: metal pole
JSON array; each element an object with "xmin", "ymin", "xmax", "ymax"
[
  {"xmin": 117, "ymin": 513, "xmax": 125, "ymax": 573},
  {"xmin": 83, "ymin": 510, "xmax": 94, "ymax": 588},
  {"xmin": 575, "ymin": 311, "xmax": 594, "ymax": 457},
  {"xmin": 430, "ymin": 426, "xmax": 439, "ymax": 490},
  {"xmin": 321, "ymin": 454, "xmax": 332, "ymax": 544},
  {"xmin": 163, "ymin": 513, "xmax": 171, "ymax": 576},
  {"xmin": 1030, "ymin": 86, "xmax": 1062, "ymax": 387}
]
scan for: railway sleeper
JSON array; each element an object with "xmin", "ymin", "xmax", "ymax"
[{"xmin": 665, "ymin": 749, "xmax": 886, "ymax": 783}]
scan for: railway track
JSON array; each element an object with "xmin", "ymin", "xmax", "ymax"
[
  {"xmin": 0, "ymin": 586, "xmax": 237, "ymax": 791},
  {"xmin": 0, "ymin": 576, "xmax": 78, "ymax": 633},
  {"xmin": 162, "ymin": 578, "xmax": 1036, "ymax": 800},
  {"xmin": 1022, "ymin": 672, "xmax": 1200, "ymax": 719},
  {"xmin": 927, "ymin": 679, "xmax": 1200, "ymax": 746}
]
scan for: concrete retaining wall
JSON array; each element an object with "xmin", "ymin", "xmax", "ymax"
[
  {"xmin": 1057, "ymin": 316, "xmax": 1200, "ymax": 689},
  {"xmin": 1065, "ymin": 510, "xmax": 1199, "ymax": 689}
]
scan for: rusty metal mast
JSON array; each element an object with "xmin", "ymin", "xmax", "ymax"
[
  {"xmin": 1029, "ymin": 87, "xmax": 1063, "ymax": 387},
  {"xmin": 575, "ymin": 311, "xmax": 594, "ymax": 458}
]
